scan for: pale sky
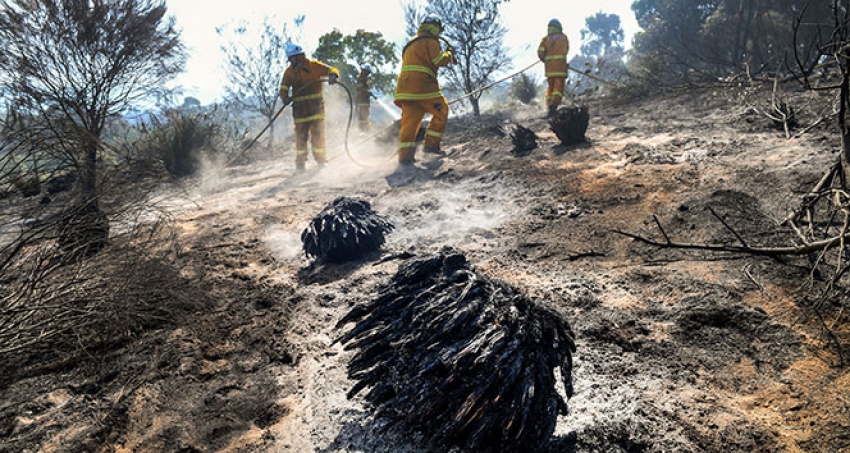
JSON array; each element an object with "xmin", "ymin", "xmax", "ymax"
[{"xmin": 164, "ymin": 0, "xmax": 640, "ymax": 104}]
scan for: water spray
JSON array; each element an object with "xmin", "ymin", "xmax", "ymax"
[
  {"xmin": 373, "ymin": 96, "xmax": 401, "ymax": 121},
  {"xmin": 210, "ymin": 51, "xmax": 611, "ymax": 175}
]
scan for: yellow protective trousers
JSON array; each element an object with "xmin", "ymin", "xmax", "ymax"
[
  {"xmin": 294, "ymin": 120, "xmax": 327, "ymax": 165},
  {"xmin": 397, "ymin": 97, "xmax": 449, "ymax": 163},
  {"xmin": 546, "ymin": 76, "xmax": 566, "ymax": 108},
  {"xmin": 357, "ymin": 103, "xmax": 371, "ymax": 131}
]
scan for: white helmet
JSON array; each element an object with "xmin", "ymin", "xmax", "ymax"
[
  {"xmin": 362, "ymin": 64, "xmax": 373, "ymax": 73},
  {"xmin": 285, "ymin": 43, "xmax": 304, "ymax": 58}
]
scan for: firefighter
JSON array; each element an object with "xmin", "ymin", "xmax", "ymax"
[
  {"xmin": 279, "ymin": 43, "xmax": 340, "ymax": 171},
  {"xmin": 355, "ymin": 64, "xmax": 375, "ymax": 132},
  {"xmin": 538, "ymin": 18, "xmax": 570, "ymax": 118},
  {"xmin": 393, "ymin": 14, "xmax": 455, "ymax": 166}
]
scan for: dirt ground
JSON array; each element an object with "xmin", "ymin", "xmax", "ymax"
[{"xmin": 3, "ymin": 87, "xmax": 850, "ymax": 453}]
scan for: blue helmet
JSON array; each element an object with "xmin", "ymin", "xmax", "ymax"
[
  {"xmin": 548, "ymin": 18, "xmax": 562, "ymax": 30},
  {"xmin": 361, "ymin": 64, "xmax": 373, "ymax": 73},
  {"xmin": 285, "ymin": 43, "xmax": 304, "ymax": 58},
  {"xmin": 422, "ymin": 14, "xmax": 444, "ymax": 32}
]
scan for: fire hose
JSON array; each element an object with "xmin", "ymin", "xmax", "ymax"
[
  {"xmin": 345, "ymin": 59, "xmax": 546, "ymax": 163},
  {"xmin": 327, "ymin": 78, "xmax": 369, "ymax": 168},
  {"xmin": 221, "ymin": 48, "xmax": 616, "ymax": 172},
  {"xmin": 213, "ymin": 76, "xmax": 365, "ymax": 171},
  {"xmin": 218, "ymin": 78, "xmax": 322, "ymax": 170},
  {"xmin": 345, "ymin": 61, "xmax": 616, "ymax": 163}
]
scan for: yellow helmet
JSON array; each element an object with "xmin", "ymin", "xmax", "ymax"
[{"xmin": 422, "ymin": 15, "xmax": 444, "ymax": 32}]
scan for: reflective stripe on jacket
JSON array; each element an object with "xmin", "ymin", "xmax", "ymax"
[
  {"xmin": 537, "ymin": 33, "xmax": 570, "ymax": 78},
  {"xmin": 280, "ymin": 59, "xmax": 340, "ymax": 122},
  {"xmin": 394, "ymin": 27, "xmax": 452, "ymax": 105}
]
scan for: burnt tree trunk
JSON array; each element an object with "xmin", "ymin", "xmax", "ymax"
[
  {"xmin": 80, "ymin": 133, "xmax": 99, "ymax": 202},
  {"xmin": 840, "ymin": 58, "xmax": 850, "ymax": 188},
  {"xmin": 59, "ymin": 132, "xmax": 109, "ymax": 258},
  {"xmin": 469, "ymin": 95, "xmax": 481, "ymax": 116}
]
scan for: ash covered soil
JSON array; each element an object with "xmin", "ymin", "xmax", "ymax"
[{"xmin": 3, "ymin": 88, "xmax": 850, "ymax": 453}]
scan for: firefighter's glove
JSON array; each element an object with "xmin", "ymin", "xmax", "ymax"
[
  {"xmin": 282, "ymin": 95, "xmax": 292, "ymax": 106},
  {"xmin": 328, "ymin": 74, "xmax": 338, "ymax": 85},
  {"xmin": 368, "ymin": 91, "xmax": 376, "ymax": 99}
]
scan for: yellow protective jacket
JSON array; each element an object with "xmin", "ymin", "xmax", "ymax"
[
  {"xmin": 393, "ymin": 24, "xmax": 453, "ymax": 106},
  {"xmin": 538, "ymin": 31, "xmax": 570, "ymax": 78},
  {"xmin": 280, "ymin": 59, "xmax": 340, "ymax": 124},
  {"xmin": 355, "ymin": 71, "xmax": 371, "ymax": 105}
]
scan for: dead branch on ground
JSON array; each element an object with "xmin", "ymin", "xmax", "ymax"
[
  {"xmin": 615, "ymin": 174, "xmax": 850, "ymax": 364},
  {"xmin": 740, "ymin": 78, "xmax": 826, "ymax": 139},
  {"xmin": 614, "ymin": 214, "xmax": 848, "ymax": 257}
]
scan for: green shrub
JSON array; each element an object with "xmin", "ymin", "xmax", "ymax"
[
  {"xmin": 511, "ymin": 73, "xmax": 540, "ymax": 105},
  {"xmin": 142, "ymin": 110, "xmax": 222, "ymax": 177}
]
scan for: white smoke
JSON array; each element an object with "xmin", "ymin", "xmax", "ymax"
[{"xmin": 376, "ymin": 178, "xmax": 514, "ymax": 253}]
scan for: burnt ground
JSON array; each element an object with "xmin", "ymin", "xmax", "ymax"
[{"xmin": 2, "ymin": 87, "xmax": 850, "ymax": 452}]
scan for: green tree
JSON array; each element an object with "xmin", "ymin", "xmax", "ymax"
[
  {"xmin": 181, "ymin": 96, "xmax": 202, "ymax": 110},
  {"xmin": 511, "ymin": 72, "xmax": 540, "ymax": 104},
  {"xmin": 313, "ymin": 29, "xmax": 398, "ymax": 95},
  {"xmin": 581, "ymin": 12, "xmax": 625, "ymax": 58},
  {"xmin": 0, "ymin": 0, "xmax": 185, "ymax": 252},
  {"xmin": 572, "ymin": 12, "xmax": 627, "ymax": 92},
  {"xmin": 218, "ymin": 15, "xmax": 303, "ymax": 149},
  {"xmin": 404, "ymin": 0, "xmax": 511, "ymax": 116},
  {"xmin": 630, "ymin": 0, "xmax": 832, "ymax": 84}
]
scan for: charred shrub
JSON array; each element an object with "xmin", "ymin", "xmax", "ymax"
[
  {"xmin": 337, "ymin": 248, "xmax": 576, "ymax": 452},
  {"xmin": 549, "ymin": 106, "xmax": 590, "ymax": 146},
  {"xmin": 301, "ymin": 197, "xmax": 394, "ymax": 263}
]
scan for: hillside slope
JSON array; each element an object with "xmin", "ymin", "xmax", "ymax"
[{"xmin": 2, "ymin": 90, "xmax": 849, "ymax": 453}]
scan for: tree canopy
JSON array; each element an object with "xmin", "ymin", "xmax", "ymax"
[
  {"xmin": 0, "ymin": 0, "xmax": 185, "ymax": 251},
  {"xmin": 581, "ymin": 12, "xmax": 625, "ymax": 58},
  {"xmin": 217, "ymin": 15, "xmax": 303, "ymax": 148},
  {"xmin": 0, "ymin": 0, "xmax": 185, "ymax": 199},
  {"xmin": 571, "ymin": 12, "xmax": 627, "ymax": 92},
  {"xmin": 313, "ymin": 28, "xmax": 398, "ymax": 95},
  {"xmin": 0, "ymin": 0, "xmax": 184, "ymax": 133},
  {"xmin": 630, "ymin": 0, "xmax": 832, "ymax": 83}
]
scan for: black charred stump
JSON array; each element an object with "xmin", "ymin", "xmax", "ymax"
[
  {"xmin": 336, "ymin": 248, "xmax": 576, "ymax": 452},
  {"xmin": 301, "ymin": 197, "xmax": 394, "ymax": 263},
  {"xmin": 510, "ymin": 124, "xmax": 538, "ymax": 156},
  {"xmin": 549, "ymin": 106, "xmax": 589, "ymax": 146}
]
